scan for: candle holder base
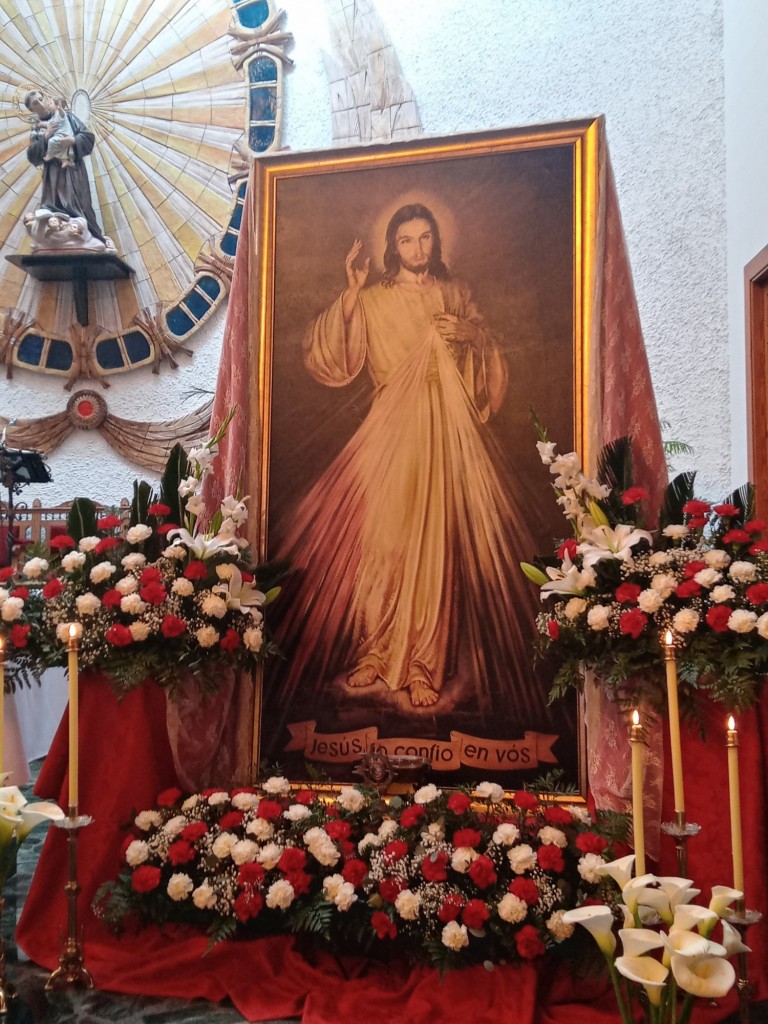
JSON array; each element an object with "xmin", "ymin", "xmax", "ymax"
[
  {"xmin": 660, "ymin": 815, "xmax": 700, "ymax": 875},
  {"xmin": 45, "ymin": 810, "xmax": 94, "ymax": 992},
  {"xmin": 723, "ymin": 905, "xmax": 762, "ymax": 1024}
]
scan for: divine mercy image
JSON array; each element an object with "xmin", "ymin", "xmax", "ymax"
[{"xmin": 261, "ymin": 148, "xmax": 579, "ymax": 785}]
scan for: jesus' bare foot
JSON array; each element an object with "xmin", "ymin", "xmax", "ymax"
[
  {"xmin": 409, "ymin": 677, "xmax": 438, "ymax": 707},
  {"xmin": 347, "ymin": 664, "xmax": 378, "ymax": 688}
]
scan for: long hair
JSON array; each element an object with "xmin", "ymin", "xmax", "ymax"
[{"xmin": 381, "ymin": 203, "xmax": 449, "ymax": 286}]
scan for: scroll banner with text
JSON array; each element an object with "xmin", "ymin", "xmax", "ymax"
[{"xmin": 285, "ymin": 721, "xmax": 559, "ymax": 772}]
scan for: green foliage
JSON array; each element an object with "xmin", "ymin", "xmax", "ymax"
[
  {"xmin": 289, "ymin": 896, "xmax": 334, "ymax": 940},
  {"xmin": 159, "ymin": 443, "xmax": 190, "ymax": 527},
  {"xmin": 129, "ymin": 479, "xmax": 154, "ymax": 528},
  {"xmin": 528, "ymin": 769, "xmax": 579, "ymax": 796},
  {"xmin": 66, "ymin": 497, "xmax": 98, "ymax": 541},
  {"xmin": 658, "ymin": 472, "xmax": 696, "ymax": 534},
  {"xmin": 596, "ymin": 436, "xmax": 633, "ymax": 507}
]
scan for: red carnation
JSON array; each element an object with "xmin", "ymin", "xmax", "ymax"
[
  {"xmin": 546, "ymin": 619, "xmax": 560, "ymax": 640},
  {"xmin": 421, "ymin": 850, "xmax": 449, "ymax": 883},
  {"xmin": 706, "ymin": 605, "xmax": 733, "ymax": 632},
  {"xmin": 683, "ymin": 560, "xmax": 707, "ymax": 579},
  {"xmin": 557, "ymin": 538, "xmax": 578, "ymax": 560},
  {"xmin": 437, "ymin": 893, "xmax": 465, "ymax": 922},
  {"xmin": 447, "ymin": 792, "xmax": 472, "ymax": 815},
  {"xmin": 234, "ymin": 890, "xmax": 264, "ymax": 922},
  {"xmin": 379, "ymin": 877, "xmax": 406, "ymax": 903},
  {"xmin": 746, "ymin": 583, "xmax": 768, "ymax": 606},
  {"xmin": 278, "ymin": 847, "xmax": 307, "ymax": 874},
  {"xmin": 371, "ymin": 911, "xmax": 397, "ymax": 940},
  {"xmin": 543, "ymin": 805, "xmax": 573, "ymax": 825},
  {"xmin": 462, "ymin": 898, "xmax": 490, "ymax": 929},
  {"xmin": 10, "ymin": 623, "xmax": 31, "ymax": 648},
  {"xmin": 723, "ymin": 529, "xmax": 750, "ymax": 546},
  {"xmin": 621, "ymin": 487, "xmax": 649, "ymax": 505},
  {"xmin": 453, "ymin": 828, "xmax": 482, "ymax": 849},
  {"xmin": 750, "ymin": 541, "xmax": 768, "ymax": 554},
  {"xmin": 95, "ymin": 536, "xmax": 121, "ymax": 554},
  {"xmin": 714, "ymin": 503, "xmax": 739, "ymax": 517},
  {"xmin": 286, "ymin": 870, "xmax": 311, "ymax": 896},
  {"xmin": 0, "ymin": 567, "xmax": 15, "ymax": 583},
  {"xmin": 11, "ymin": 586, "xmax": 29, "ymax": 600},
  {"xmin": 183, "ymin": 560, "xmax": 208, "ymax": 580},
  {"xmin": 237, "ymin": 862, "xmax": 266, "ymax": 887},
  {"xmin": 515, "ymin": 924, "xmax": 546, "ymax": 959},
  {"xmin": 615, "ymin": 582, "xmax": 641, "ymax": 604},
  {"xmin": 140, "ymin": 581, "xmax": 167, "ymax": 605},
  {"xmin": 688, "ymin": 516, "xmax": 708, "ymax": 529},
  {"xmin": 147, "ymin": 503, "xmax": 172, "ymax": 517},
  {"xmin": 97, "ymin": 514, "xmax": 122, "ymax": 530},
  {"xmin": 745, "ymin": 519, "xmax": 767, "ymax": 534},
  {"xmin": 139, "ymin": 567, "xmax": 162, "ymax": 585},
  {"xmin": 514, "ymin": 790, "xmax": 538, "ymax": 812},
  {"xmin": 131, "ymin": 865, "xmax": 161, "ymax": 893},
  {"xmin": 168, "ymin": 840, "xmax": 195, "ymax": 865},
  {"xmin": 157, "ymin": 787, "xmax": 182, "ymax": 807},
  {"xmin": 219, "ymin": 628, "xmax": 241, "ymax": 653},
  {"xmin": 537, "ymin": 845, "xmax": 565, "ymax": 873},
  {"xmin": 49, "ymin": 535, "xmax": 76, "ymax": 550},
  {"xmin": 682, "ymin": 500, "xmax": 711, "ymax": 516},
  {"xmin": 576, "ymin": 831, "xmax": 609, "ymax": 855},
  {"xmin": 41, "ymin": 577, "xmax": 64, "ymax": 599},
  {"xmin": 294, "ymin": 789, "xmax": 315, "ymax": 806},
  {"xmin": 325, "ymin": 819, "xmax": 352, "ymax": 842},
  {"xmin": 105, "ymin": 624, "xmax": 133, "ymax": 647},
  {"xmin": 157, "ymin": 523, "xmax": 180, "ymax": 535},
  {"xmin": 468, "ymin": 855, "xmax": 497, "ymax": 889},
  {"xmin": 674, "ymin": 580, "xmax": 701, "ymax": 599},
  {"xmin": 383, "ymin": 839, "xmax": 409, "ymax": 863},
  {"xmin": 161, "ymin": 614, "xmax": 187, "ymax": 638},
  {"xmin": 509, "ymin": 877, "xmax": 540, "ymax": 906},
  {"xmin": 399, "ymin": 804, "xmax": 425, "ymax": 828},
  {"xmin": 181, "ymin": 821, "xmax": 208, "ymax": 842},
  {"xmin": 342, "ymin": 859, "xmax": 368, "ymax": 889},
  {"xmin": 219, "ymin": 810, "xmax": 244, "ymax": 831},
  {"xmin": 102, "ymin": 588, "xmax": 122, "ymax": 607},
  {"xmin": 619, "ymin": 608, "xmax": 648, "ymax": 639},
  {"xmin": 241, "ymin": 571, "xmax": 254, "ymax": 582},
  {"xmin": 256, "ymin": 799, "xmax": 283, "ymax": 821}
]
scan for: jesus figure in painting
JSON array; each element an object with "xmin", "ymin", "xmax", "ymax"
[{"xmin": 274, "ymin": 202, "xmax": 548, "ymax": 722}]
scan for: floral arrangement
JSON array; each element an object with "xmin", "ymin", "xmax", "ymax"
[
  {"xmin": 94, "ymin": 777, "xmax": 621, "ymax": 971},
  {"xmin": 0, "ymin": 783, "xmax": 63, "ymax": 891},
  {"xmin": 0, "ymin": 414, "xmax": 278, "ymax": 696},
  {"xmin": 563, "ymin": 855, "xmax": 742, "ymax": 1024},
  {"xmin": 522, "ymin": 434, "xmax": 768, "ymax": 710}
]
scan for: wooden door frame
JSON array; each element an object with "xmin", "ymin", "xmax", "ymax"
[{"xmin": 746, "ymin": 243, "xmax": 768, "ymax": 518}]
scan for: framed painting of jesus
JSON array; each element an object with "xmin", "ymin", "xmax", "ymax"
[{"xmin": 251, "ymin": 118, "xmax": 600, "ymax": 792}]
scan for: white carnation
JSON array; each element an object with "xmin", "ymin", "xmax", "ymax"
[
  {"xmin": 121, "ymin": 552, "xmax": 147, "ymax": 570},
  {"xmin": 126, "ymin": 524, "xmax": 153, "ymax": 544},
  {"xmin": 323, "ymin": 875, "xmax": 357, "ymax": 911},
  {"xmin": 564, "ymin": 597, "xmax": 587, "ymax": 620},
  {"xmin": 172, "ymin": 577, "xmax": 195, "ymax": 597},
  {"xmin": 704, "ymin": 549, "xmax": 731, "ymax": 569},
  {"xmin": 672, "ymin": 609, "xmax": 700, "ymax": 634},
  {"xmin": 231, "ymin": 839, "xmax": 259, "ymax": 865},
  {"xmin": 129, "ymin": 621, "xmax": 151, "ymax": 641},
  {"xmin": 266, "ymin": 879, "xmax": 295, "ymax": 910},
  {"xmin": 728, "ymin": 609, "xmax": 757, "ymax": 633},
  {"xmin": 394, "ymin": 889, "xmax": 421, "ymax": 920},
  {"xmin": 358, "ymin": 832, "xmax": 380, "ymax": 854},
  {"xmin": 120, "ymin": 593, "xmax": 146, "ymax": 615},
  {"xmin": 508, "ymin": 843, "xmax": 536, "ymax": 874},
  {"xmin": 414, "ymin": 784, "xmax": 441, "ymax": 805},
  {"xmin": 125, "ymin": 839, "xmax": 149, "ymax": 866},
  {"xmin": 231, "ymin": 792, "xmax": 260, "ymax": 811},
  {"xmin": 587, "ymin": 605, "xmax": 612, "ymax": 631},
  {"xmin": 135, "ymin": 810, "xmax": 162, "ymax": 831},
  {"xmin": 637, "ymin": 589, "xmax": 664, "ymax": 614},
  {"xmin": 243, "ymin": 626, "xmax": 263, "ymax": 652},
  {"xmin": 78, "ymin": 536, "xmax": 101, "ymax": 552},
  {"xmin": 450, "ymin": 847, "xmax": 477, "ymax": 873},
  {"xmin": 757, "ymin": 613, "xmax": 768, "ymax": 639},
  {"xmin": 284, "ymin": 804, "xmax": 311, "ymax": 822},
  {"xmin": 711, "ymin": 584, "xmax": 736, "ymax": 603},
  {"xmin": 566, "ymin": 804, "xmax": 591, "ymax": 825},
  {"xmin": 22, "ymin": 557, "xmax": 48, "ymax": 578},
  {"xmin": 115, "ymin": 575, "xmax": 138, "ymax": 595},
  {"xmin": 1, "ymin": 598, "xmax": 23, "ymax": 622},
  {"xmin": 498, "ymin": 892, "xmax": 528, "ymax": 923},
  {"xmin": 89, "ymin": 561, "xmax": 116, "ymax": 584},
  {"xmin": 546, "ymin": 910, "xmax": 575, "ymax": 941},
  {"xmin": 61, "ymin": 551, "xmax": 86, "ymax": 572},
  {"xmin": 337, "ymin": 786, "xmax": 365, "ymax": 812},
  {"xmin": 163, "ymin": 815, "xmax": 187, "ymax": 837},
  {"xmin": 182, "ymin": 794, "xmax": 200, "ymax": 811},
  {"xmin": 648, "ymin": 551, "xmax": 671, "ymax": 567},
  {"xmin": 538, "ymin": 826, "xmax": 567, "ymax": 848},
  {"xmin": 263, "ymin": 776, "xmax": 291, "ymax": 796},
  {"xmin": 195, "ymin": 625, "xmax": 219, "ymax": 648},
  {"xmin": 441, "ymin": 920, "xmax": 469, "ymax": 950},
  {"xmin": 201, "ymin": 593, "xmax": 228, "ymax": 619},
  {"xmin": 492, "ymin": 823, "xmax": 520, "ymax": 846},
  {"xmin": 475, "ymin": 781, "xmax": 504, "ymax": 803},
  {"xmin": 662, "ymin": 524, "xmax": 688, "ymax": 540},
  {"xmin": 729, "ymin": 561, "xmax": 757, "ymax": 583},
  {"xmin": 246, "ymin": 818, "xmax": 274, "ymax": 841},
  {"xmin": 207, "ymin": 791, "xmax": 229, "ymax": 805},
  {"xmin": 578, "ymin": 852, "xmax": 606, "ymax": 883},
  {"xmin": 650, "ymin": 573, "xmax": 677, "ymax": 596},
  {"xmin": 693, "ymin": 567, "xmax": 721, "ymax": 588},
  {"xmin": 192, "ymin": 881, "xmax": 216, "ymax": 909},
  {"xmin": 74, "ymin": 592, "xmax": 100, "ymax": 616},
  {"xmin": 378, "ymin": 820, "xmax": 398, "ymax": 840},
  {"xmin": 163, "ymin": 545, "xmax": 187, "ymax": 561},
  {"xmin": 257, "ymin": 842, "xmax": 283, "ymax": 869},
  {"xmin": 167, "ymin": 873, "xmax": 194, "ymax": 901},
  {"xmin": 211, "ymin": 832, "xmax": 237, "ymax": 859}
]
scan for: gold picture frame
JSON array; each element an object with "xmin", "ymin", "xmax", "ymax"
[{"xmin": 250, "ymin": 119, "xmax": 600, "ymax": 793}]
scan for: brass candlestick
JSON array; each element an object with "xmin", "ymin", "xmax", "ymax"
[
  {"xmin": 660, "ymin": 812, "xmax": 700, "ymax": 876},
  {"xmin": 724, "ymin": 899, "xmax": 762, "ymax": 1024},
  {"xmin": 45, "ymin": 809, "xmax": 94, "ymax": 991}
]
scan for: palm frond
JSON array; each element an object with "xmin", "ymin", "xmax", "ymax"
[
  {"xmin": 159, "ymin": 443, "xmax": 189, "ymax": 527},
  {"xmin": 658, "ymin": 472, "xmax": 696, "ymax": 532},
  {"xmin": 721, "ymin": 482, "xmax": 755, "ymax": 524},
  {"xmin": 67, "ymin": 497, "xmax": 98, "ymax": 541},
  {"xmin": 129, "ymin": 479, "xmax": 154, "ymax": 527},
  {"xmin": 597, "ymin": 436, "xmax": 633, "ymax": 493}
]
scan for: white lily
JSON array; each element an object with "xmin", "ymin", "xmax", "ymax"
[
  {"xmin": 577, "ymin": 523, "xmax": 653, "ymax": 567},
  {"xmin": 561, "ymin": 905, "xmax": 616, "ymax": 956},
  {"xmin": 597, "ymin": 854, "xmax": 636, "ymax": 891},
  {"xmin": 212, "ymin": 566, "xmax": 265, "ymax": 615},
  {"xmin": 165, "ymin": 528, "xmax": 240, "ymax": 560},
  {"xmin": 709, "ymin": 885, "xmax": 743, "ymax": 917},
  {"xmin": 615, "ymin": 955, "xmax": 668, "ymax": 1006},
  {"xmin": 618, "ymin": 927, "xmax": 665, "ymax": 957},
  {"xmin": 540, "ymin": 553, "xmax": 595, "ymax": 597},
  {"xmin": 671, "ymin": 953, "xmax": 735, "ymax": 998}
]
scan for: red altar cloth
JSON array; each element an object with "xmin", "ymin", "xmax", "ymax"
[{"xmin": 15, "ymin": 672, "xmax": 764, "ymax": 1023}]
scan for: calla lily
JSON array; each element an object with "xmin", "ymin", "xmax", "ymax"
[
  {"xmin": 720, "ymin": 920, "xmax": 751, "ymax": 956},
  {"xmin": 212, "ymin": 566, "xmax": 265, "ymax": 615},
  {"xmin": 662, "ymin": 930, "xmax": 723, "ymax": 967},
  {"xmin": 561, "ymin": 906, "xmax": 616, "ymax": 956},
  {"xmin": 15, "ymin": 801, "xmax": 65, "ymax": 841},
  {"xmin": 597, "ymin": 854, "xmax": 636, "ymax": 891},
  {"xmin": 165, "ymin": 528, "xmax": 240, "ymax": 560},
  {"xmin": 709, "ymin": 885, "xmax": 743, "ymax": 917},
  {"xmin": 618, "ymin": 927, "xmax": 665, "ymax": 957},
  {"xmin": 577, "ymin": 523, "xmax": 653, "ymax": 567},
  {"xmin": 615, "ymin": 955, "xmax": 669, "ymax": 1006},
  {"xmin": 671, "ymin": 904, "xmax": 719, "ymax": 936},
  {"xmin": 0, "ymin": 786, "xmax": 28, "ymax": 812},
  {"xmin": 671, "ymin": 953, "xmax": 736, "ymax": 998}
]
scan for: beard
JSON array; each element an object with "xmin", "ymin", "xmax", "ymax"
[{"xmin": 399, "ymin": 255, "xmax": 431, "ymax": 275}]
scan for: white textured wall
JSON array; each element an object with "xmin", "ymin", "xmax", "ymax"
[{"xmin": 2, "ymin": 0, "xmax": 732, "ymax": 505}]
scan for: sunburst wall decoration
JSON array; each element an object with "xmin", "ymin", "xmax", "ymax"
[{"xmin": 0, "ymin": 0, "xmax": 291, "ymax": 386}]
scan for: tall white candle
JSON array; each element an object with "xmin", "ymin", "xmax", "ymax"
[
  {"xmin": 664, "ymin": 630, "xmax": 685, "ymax": 814},
  {"xmin": 726, "ymin": 715, "xmax": 744, "ymax": 893},
  {"xmin": 67, "ymin": 623, "xmax": 81, "ymax": 813},
  {"xmin": 630, "ymin": 709, "xmax": 646, "ymax": 875},
  {"xmin": 0, "ymin": 633, "xmax": 5, "ymax": 772}
]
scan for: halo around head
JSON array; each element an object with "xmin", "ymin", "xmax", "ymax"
[{"xmin": 369, "ymin": 191, "xmax": 457, "ymax": 273}]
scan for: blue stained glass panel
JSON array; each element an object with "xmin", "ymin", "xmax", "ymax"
[
  {"xmin": 221, "ymin": 231, "xmax": 238, "ymax": 257},
  {"xmin": 199, "ymin": 276, "xmax": 221, "ymax": 300},
  {"xmin": 249, "ymin": 56, "xmax": 277, "ymax": 84},
  {"xmin": 166, "ymin": 306, "xmax": 195, "ymax": 337},
  {"xmin": 249, "ymin": 86, "xmax": 277, "ymax": 122},
  {"xmin": 123, "ymin": 331, "xmax": 152, "ymax": 363},
  {"xmin": 46, "ymin": 339, "xmax": 73, "ymax": 371},
  {"xmin": 17, "ymin": 335, "xmax": 44, "ymax": 365},
  {"xmin": 185, "ymin": 288, "xmax": 212, "ymax": 321},
  {"xmin": 95, "ymin": 337, "xmax": 124, "ymax": 370},
  {"xmin": 249, "ymin": 124, "xmax": 276, "ymax": 151},
  {"xmin": 233, "ymin": 0, "xmax": 269, "ymax": 29},
  {"xmin": 230, "ymin": 202, "xmax": 244, "ymax": 231}
]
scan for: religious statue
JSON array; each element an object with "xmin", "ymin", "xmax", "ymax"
[
  {"xmin": 23, "ymin": 90, "xmax": 106, "ymax": 243},
  {"xmin": 22, "ymin": 208, "xmax": 113, "ymax": 252}
]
